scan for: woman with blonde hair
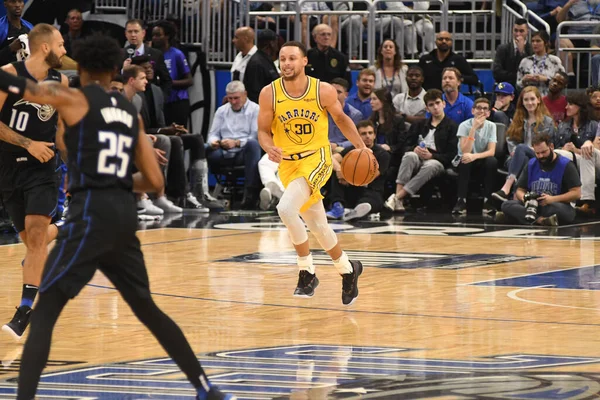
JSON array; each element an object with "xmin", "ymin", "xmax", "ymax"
[
  {"xmin": 492, "ymin": 86, "xmax": 556, "ymax": 202},
  {"xmin": 371, "ymin": 39, "xmax": 408, "ymax": 97}
]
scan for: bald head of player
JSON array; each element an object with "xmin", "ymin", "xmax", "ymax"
[
  {"xmin": 279, "ymin": 41, "xmax": 308, "ymax": 82},
  {"xmin": 71, "ymin": 33, "xmax": 125, "ymax": 88},
  {"xmin": 27, "ymin": 23, "xmax": 67, "ymax": 69}
]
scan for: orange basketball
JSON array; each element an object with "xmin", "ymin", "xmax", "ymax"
[{"xmin": 341, "ymin": 149, "xmax": 379, "ymax": 186}]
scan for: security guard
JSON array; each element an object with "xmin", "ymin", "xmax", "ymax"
[{"xmin": 306, "ymin": 24, "xmax": 352, "ymax": 87}]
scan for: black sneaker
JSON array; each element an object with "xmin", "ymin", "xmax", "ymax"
[
  {"xmin": 2, "ymin": 306, "xmax": 31, "ymax": 341},
  {"xmin": 491, "ymin": 190, "xmax": 509, "ymax": 203},
  {"xmin": 452, "ymin": 199, "xmax": 467, "ymax": 215},
  {"xmin": 199, "ymin": 386, "xmax": 237, "ymax": 400},
  {"xmin": 293, "ymin": 270, "xmax": 319, "ymax": 297},
  {"xmin": 482, "ymin": 198, "xmax": 495, "ymax": 215},
  {"xmin": 341, "ymin": 260, "xmax": 363, "ymax": 305}
]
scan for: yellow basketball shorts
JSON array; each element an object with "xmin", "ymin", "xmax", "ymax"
[{"xmin": 278, "ymin": 146, "xmax": 333, "ymax": 212}]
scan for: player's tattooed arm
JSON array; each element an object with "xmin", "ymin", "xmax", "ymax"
[
  {"xmin": 0, "ymin": 121, "xmax": 55, "ymax": 163},
  {"xmin": 0, "ymin": 121, "xmax": 31, "ymax": 148}
]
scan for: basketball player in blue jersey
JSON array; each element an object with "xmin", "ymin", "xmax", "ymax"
[
  {"xmin": 0, "ymin": 23, "xmax": 69, "ymax": 340},
  {"xmin": 0, "ymin": 33, "xmax": 235, "ymax": 400}
]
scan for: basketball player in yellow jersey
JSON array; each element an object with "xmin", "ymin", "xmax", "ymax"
[{"xmin": 257, "ymin": 41, "xmax": 368, "ymax": 305}]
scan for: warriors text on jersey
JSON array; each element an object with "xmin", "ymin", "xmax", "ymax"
[
  {"xmin": 0, "ymin": 61, "xmax": 61, "ymax": 155},
  {"xmin": 64, "ymin": 85, "xmax": 139, "ymax": 193},
  {"xmin": 270, "ymin": 76, "xmax": 329, "ymax": 155}
]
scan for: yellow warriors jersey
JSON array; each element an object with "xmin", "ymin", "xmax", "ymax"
[{"xmin": 270, "ymin": 76, "xmax": 330, "ymax": 155}]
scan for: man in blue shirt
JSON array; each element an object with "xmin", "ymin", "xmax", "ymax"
[
  {"xmin": 329, "ymin": 77, "xmax": 363, "ymax": 152},
  {"xmin": 440, "ymin": 67, "xmax": 473, "ymax": 125},
  {"xmin": 346, "ymin": 69, "xmax": 375, "ymax": 118},
  {"xmin": 500, "ymin": 133, "xmax": 581, "ymax": 225}
]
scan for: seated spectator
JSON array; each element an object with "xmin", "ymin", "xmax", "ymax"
[
  {"xmin": 452, "ymin": 98, "xmax": 498, "ymax": 215},
  {"xmin": 299, "ymin": 1, "xmax": 333, "ymax": 47},
  {"xmin": 492, "ymin": 18, "xmax": 533, "ymax": 88},
  {"xmin": 133, "ymin": 57, "xmax": 216, "ymax": 211},
  {"xmin": 517, "ymin": 31, "xmax": 564, "ymax": 97},
  {"xmin": 244, "ymin": 29, "xmax": 280, "ymax": 104},
  {"xmin": 207, "ymin": 81, "xmax": 262, "ymax": 209},
  {"xmin": 62, "ymin": 9, "xmax": 90, "ymax": 57},
  {"xmin": 110, "ymin": 74, "xmax": 125, "ymax": 94},
  {"xmin": 490, "ymin": 82, "xmax": 516, "ymax": 126},
  {"xmin": 258, "ymin": 153, "xmax": 284, "ymax": 211},
  {"xmin": 123, "ymin": 19, "xmax": 172, "ymax": 98},
  {"xmin": 587, "ymin": 86, "xmax": 600, "ymax": 121},
  {"xmin": 231, "ymin": 27, "xmax": 257, "ymax": 82},
  {"xmin": 370, "ymin": 39, "xmax": 408, "ymax": 97},
  {"xmin": 419, "ymin": 31, "xmax": 479, "ymax": 91},
  {"xmin": 384, "ymin": 89, "xmax": 458, "ymax": 212},
  {"xmin": 554, "ymin": 91, "xmax": 600, "ymax": 215},
  {"xmin": 542, "ymin": 72, "xmax": 569, "ymax": 123},
  {"xmin": 329, "ymin": 78, "xmax": 364, "ymax": 153},
  {"xmin": 306, "ymin": 24, "xmax": 352, "ymax": 85},
  {"xmin": 393, "ymin": 65, "xmax": 427, "ymax": 125},
  {"xmin": 326, "ymin": 120, "xmax": 391, "ymax": 220},
  {"xmin": 499, "ymin": 134, "xmax": 581, "ymax": 226},
  {"xmin": 493, "ymin": 86, "xmax": 555, "ymax": 203},
  {"xmin": 370, "ymin": 88, "xmax": 409, "ymax": 168},
  {"xmin": 557, "ymin": 0, "xmax": 600, "ymax": 77},
  {"xmin": 152, "ymin": 20, "xmax": 194, "ymax": 126},
  {"xmin": 122, "ymin": 65, "xmax": 178, "ymax": 215},
  {"xmin": 439, "ymin": 67, "xmax": 474, "ymax": 125},
  {"xmin": 347, "ymin": 69, "xmax": 375, "ymax": 118}
]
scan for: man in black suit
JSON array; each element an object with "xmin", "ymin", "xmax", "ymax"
[
  {"xmin": 243, "ymin": 29, "xmax": 279, "ymax": 104},
  {"xmin": 123, "ymin": 18, "xmax": 172, "ymax": 98},
  {"xmin": 492, "ymin": 18, "xmax": 532, "ymax": 88}
]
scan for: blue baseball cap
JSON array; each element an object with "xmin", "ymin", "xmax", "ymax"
[{"xmin": 495, "ymin": 82, "xmax": 515, "ymax": 95}]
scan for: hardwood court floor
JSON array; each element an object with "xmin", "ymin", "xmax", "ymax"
[{"xmin": 0, "ymin": 213, "xmax": 600, "ymax": 398}]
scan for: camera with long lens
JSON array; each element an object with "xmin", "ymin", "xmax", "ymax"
[{"xmin": 524, "ymin": 192, "xmax": 541, "ymax": 222}]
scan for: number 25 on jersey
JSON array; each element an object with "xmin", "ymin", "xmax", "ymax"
[{"xmin": 97, "ymin": 131, "xmax": 132, "ymax": 178}]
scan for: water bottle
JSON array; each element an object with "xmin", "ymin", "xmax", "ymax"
[{"xmin": 418, "ymin": 135, "xmax": 426, "ymax": 149}]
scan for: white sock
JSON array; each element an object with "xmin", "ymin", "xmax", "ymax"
[
  {"xmin": 333, "ymin": 251, "xmax": 353, "ymax": 274},
  {"xmin": 298, "ymin": 253, "xmax": 315, "ymax": 274}
]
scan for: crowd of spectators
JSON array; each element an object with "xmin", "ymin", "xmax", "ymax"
[{"xmin": 2, "ymin": 0, "xmax": 599, "ymax": 226}]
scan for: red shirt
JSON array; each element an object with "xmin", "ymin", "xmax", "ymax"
[{"xmin": 543, "ymin": 95, "xmax": 567, "ymax": 124}]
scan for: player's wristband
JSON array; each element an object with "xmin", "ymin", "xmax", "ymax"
[{"xmin": 0, "ymin": 68, "xmax": 26, "ymax": 97}]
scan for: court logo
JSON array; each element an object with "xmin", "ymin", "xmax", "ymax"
[
  {"xmin": 219, "ymin": 250, "xmax": 536, "ymax": 269},
  {"xmin": 0, "ymin": 345, "xmax": 599, "ymax": 399}
]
